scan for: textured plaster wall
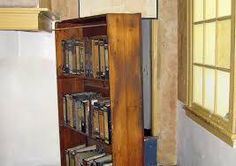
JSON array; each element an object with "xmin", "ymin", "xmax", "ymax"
[
  {"xmin": 51, "ymin": 0, "xmax": 79, "ymax": 20},
  {"xmin": 157, "ymin": 0, "xmax": 178, "ymax": 165}
]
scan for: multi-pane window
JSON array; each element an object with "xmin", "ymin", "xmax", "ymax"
[
  {"xmin": 192, "ymin": 0, "xmax": 232, "ymax": 119},
  {"xmin": 187, "ymin": 0, "xmax": 236, "ymax": 146}
]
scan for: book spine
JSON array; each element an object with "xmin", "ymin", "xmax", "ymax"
[
  {"xmin": 83, "ymin": 100, "xmax": 90, "ymax": 135},
  {"xmin": 65, "ymin": 150, "xmax": 69, "ymax": 166},
  {"xmin": 65, "ymin": 95, "xmax": 73, "ymax": 127},
  {"xmin": 75, "ymin": 40, "xmax": 80, "ymax": 74},
  {"xmin": 92, "ymin": 107, "xmax": 100, "ymax": 138},
  {"xmin": 104, "ymin": 107, "xmax": 109, "ymax": 144},
  {"xmin": 63, "ymin": 96, "xmax": 67, "ymax": 124},
  {"xmin": 72, "ymin": 97, "xmax": 76, "ymax": 128},
  {"xmin": 92, "ymin": 39, "xmax": 99, "ymax": 78},
  {"xmin": 99, "ymin": 107, "xmax": 105, "ymax": 140},
  {"xmin": 85, "ymin": 38, "xmax": 93, "ymax": 77},
  {"xmin": 80, "ymin": 42, "xmax": 85, "ymax": 74},
  {"xmin": 99, "ymin": 40, "xmax": 105, "ymax": 79},
  {"xmin": 78, "ymin": 101, "xmax": 84, "ymax": 132},
  {"xmin": 104, "ymin": 41, "xmax": 109, "ymax": 80},
  {"xmin": 107, "ymin": 106, "xmax": 112, "ymax": 144},
  {"xmin": 74, "ymin": 100, "xmax": 80, "ymax": 131}
]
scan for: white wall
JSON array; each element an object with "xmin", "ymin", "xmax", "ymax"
[
  {"xmin": 80, "ymin": 0, "xmax": 157, "ymax": 18},
  {"xmin": 0, "ymin": 31, "xmax": 60, "ymax": 166},
  {"xmin": 177, "ymin": 101, "xmax": 236, "ymax": 166}
]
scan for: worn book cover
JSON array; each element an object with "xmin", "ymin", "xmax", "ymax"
[
  {"xmin": 94, "ymin": 154, "xmax": 112, "ymax": 166},
  {"xmin": 92, "ymin": 39, "xmax": 99, "ymax": 78},
  {"xmin": 83, "ymin": 153, "xmax": 106, "ymax": 166},
  {"xmin": 99, "ymin": 107, "xmax": 105, "ymax": 140},
  {"xmin": 83, "ymin": 99, "xmax": 90, "ymax": 134},
  {"xmin": 85, "ymin": 38, "xmax": 93, "ymax": 77},
  {"xmin": 63, "ymin": 96, "xmax": 67, "ymax": 124},
  {"xmin": 99, "ymin": 40, "xmax": 105, "ymax": 78},
  {"xmin": 104, "ymin": 103, "xmax": 111, "ymax": 144},
  {"xmin": 92, "ymin": 103, "xmax": 100, "ymax": 138},
  {"xmin": 104, "ymin": 41, "xmax": 109, "ymax": 80},
  {"xmin": 66, "ymin": 144, "xmax": 86, "ymax": 166}
]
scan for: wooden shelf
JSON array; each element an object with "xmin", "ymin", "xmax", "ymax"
[
  {"xmin": 61, "ymin": 124, "xmax": 112, "ymax": 153},
  {"xmin": 0, "ymin": 8, "xmax": 54, "ymax": 32},
  {"xmin": 56, "ymin": 14, "xmax": 143, "ymax": 166}
]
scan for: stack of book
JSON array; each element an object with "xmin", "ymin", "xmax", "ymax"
[
  {"xmin": 62, "ymin": 37, "xmax": 109, "ymax": 80},
  {"xmin": 63, "ymin": 92, "xmax": 112, "ymax": 144},
  {"xmin": 65, "ymin": 144, "xmax": 112, "ymax": 166}
]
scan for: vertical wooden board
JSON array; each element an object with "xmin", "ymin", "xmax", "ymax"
[
  {"xmin": 124, "ymin": 14, "xmax": 144, "ymax": 166},
  {"xmin": 107, "ymin": 14, "xmax": 144, "ymax": 166},
  {"xmin": 107, "ymin": 14, "xmax": 128, "ymax": 165},
  {"xmin": 178, "ymin": 0, "xmax": 188, "ymax": 104},
  {"xmin": 151, "ymin": 20, "xmax": 160, "ymax": 137}
]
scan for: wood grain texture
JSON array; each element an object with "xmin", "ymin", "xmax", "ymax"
[
  {"xmin": 151, "ymin": 20, "xmax": 160, "ymax": 137},
  {"xmin": 107, "ymin": 14, "xmax": 144, "ymax": 166},
  {"xmin": 56, "ymin": 14, "xmax": 143, "ymax": 166},
  {"xmin": 178, "ymin": 0, "xmax": 188, "ymax": 104}
]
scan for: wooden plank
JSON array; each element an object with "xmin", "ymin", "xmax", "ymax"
[
  {"xmin": 107, "ymin": 14, "xmax": 128, "ymax": 165},
  {"xmin": 151, "ymin": 20, "xmax": 160, "ymax": 136},
  {"xmin": 124, "ymin": 14, "xmax": 144, "ymax": 166},
  {"xmin": 107, "ymin": 13, "xmax": 144, "ymax": 166},
  {"xmin": 178, "ymin": 0, "xmax": 188, "ymax": 104}
]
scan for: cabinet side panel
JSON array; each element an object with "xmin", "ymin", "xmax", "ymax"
[
  {"xmin": 107, "ymin": 14, "xmax": 144, "ymax": 166},
  {"xmin": 124, "ymin": 14, "xmax": 144, "ymax": 166},
  {"xmin": 107, "ymin": 14, "xmax": 128, "ymax": 165}
]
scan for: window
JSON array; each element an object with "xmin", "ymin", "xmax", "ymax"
[{"xmin": 187, "ymin": 0, "xmax": 236, "ymax": 146}]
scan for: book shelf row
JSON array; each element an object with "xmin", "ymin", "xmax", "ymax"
[
  {"xmin": 63, "ymin": 92, "xmax": 112, "ymax": 145},
  {"xmin": 66, "ymin": 144, "xmax": 112, "ymax": 166},
  {"xmin": 61, "ymin": 37, "xmax": 109, "ymax": 80},
  {"xmin": 56, "ymin": 14, "xmax": 144, "ymax": 166}
]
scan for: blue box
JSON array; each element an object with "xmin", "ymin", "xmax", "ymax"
[{"xmin": 144, "ymin": 137, "xmax": 158, "ymax": 166}]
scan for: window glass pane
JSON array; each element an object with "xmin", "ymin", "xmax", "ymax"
[
  {"xmin": 193, "ymin": 24, "xmax": 204, "ymax": 63},
  {"xmin": 218, "ymin": 0, "xmax": 231, "ymax": 17},
  {"xmin": 216, "ymin": 71, "xmax": 230, "ymax": 118},
  {"xmin": 204, "ymin": 68, "xmax": 215, "ymax": 112},
  {"xmin": 204, "ymin": 22, "xmax": 216, "ymax": 66},
  {"xmin": 194, "ymin": 0, "xmax": 204, "ymax": 22},
  {"xmin": 217, "ymin": 19, "xmax": 231, "ymax": 69},
  {"xmin": 205, "ymin": 0, "xmax": 216, "ymax": 19},
  {"xmin": 193, "ymin": 66, "xmax": 203, "ymax": 105}
]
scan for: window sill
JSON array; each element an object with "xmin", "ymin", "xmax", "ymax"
[{"xmin": 185, "ymin": 106, "xmax": 236, "ymax": 147}]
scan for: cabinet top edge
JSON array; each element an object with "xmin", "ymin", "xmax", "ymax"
[{"xmin": 55, "ymin": 13, "xmax": 141, "ymax": 28}]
